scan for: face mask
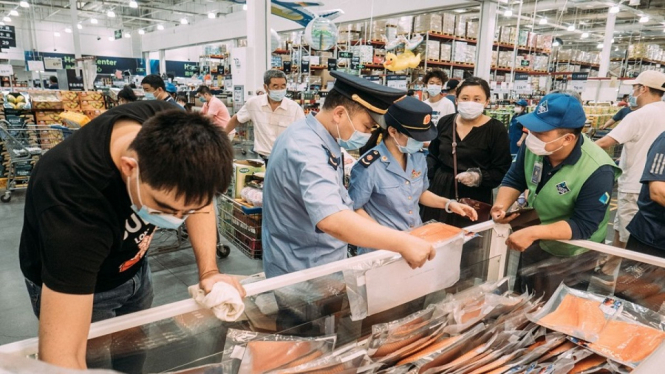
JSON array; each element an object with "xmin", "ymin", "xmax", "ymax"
[
  {"xmin": 268, "ymin": 89, "xmax": 287, "ymax": 102},
  {"xmin": 628, "ymin": 89, "xmax": 642, "ymax": 108},
  {"xmin": 525, "ymin": 133, "xmax": 567, "ymax": 156},
  {"xmin": 426, "ymin": 84, "xmax": 442, "ymax": 97},
  {"xmin": 394, "ymin": 135, "xmax": 424, "ymax": 154},
  {"xmin": 144, "ymin": 92, "xmax": 156, "ymax": 100},
  {"xmin": 126, "ymin": 161, "xmax": 187, "ymax": 229},
  {"xmin": 457, "ymin": 101, "xmax": 485, "ymax": 120},
  {"xmin": 198, "ymin": 96, "xmax": 207, "ymax": 103},
  {"xmin": 514, "ymin": 107, "xmax": 523, "ymax": 114},
  {"xmin": 337, "ymin": 109, "xmax": 371, "ymax": 150}
]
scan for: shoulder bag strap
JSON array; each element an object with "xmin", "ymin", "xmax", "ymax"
[{"xmin": 452, "ymin": 115, "xmax": 459, "ymax": 201}]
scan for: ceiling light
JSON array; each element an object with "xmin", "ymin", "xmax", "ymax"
[
  {"xmin": 180, "ymin": 18, "xmax": 188, "ymax": 24},
  {"xmin": 3, "ymin": 17, "xmax": 10, "ymax": 22},
  {"xmin": 639, "ymin": 16, "xmax": 648, "ymax": 23},
  {"xmin": 208, "ymin": 12, "xmax": 216, "ymax": 19},
  {"xmin": 19, "ymin": 1, "xmax": 29, "ymax": 8},
  {"xmin": 552, "ymin": 41, "xmax": 560, "ymax": 47},
  {"xmin": 597, "ymin": 43, "xmax": 604, "ymax": 48},
  {"xmin": 108, "ymin": 36, "xmax": 114, "ymax": 41},
  {"xmin": 242, "ymin": 4, "xmax": 247, "ymax": 11},
  {"xmin": 581, "ymin": 32, "xmax": 589, "ymax": 38},
  {"xmin": 539, "ymin": 17, "xmax": 547, "ymax": 25},
  {"xmin": 54, "ymin": 32, "xmax": 60, "ymax": 37},
  {"xmin": 91, "ymin": 18, "xmax": 98, "ymax": 24},
  {"xmin": 504, "ymin": 9, "xmax": 512, "ymax": 17},
  {"xmin": 567, "ymin": 24, "xmax": 575, "ymax": 31},
  {"xmin": 129, "ymin": 0, "xmax": 138, "ymax": 8},
  {"xmin": 77, "ymin": 23, "xmax": 82, "ymax": 29},
  {"xmin": 453, "ymin": 9, "xmax": 466, "ymax": 13},
  {"xmin": 124, "ymin": 32, "xmax": 131, "ymax": 38},
  {"xmin": 107, "ymin": 10, "xmax": 116, "ymax": 18},
  {"xmin": 9, "ymin": 10, "xmax": 18, "ymax": 16},
  {"xmin": 157, "ymin": 24, "xmax": 164, "ymax": 30},
  {"xmin": 64, "ymin": 27, "xmax": 72, "ymax": 33},
  {"xmin": 609, "ymin": 6, "xmax": 620, "ymax": 14},
  {"xmin": 138, "ymin": 29, "xmax": 145, "ymax": 35}
]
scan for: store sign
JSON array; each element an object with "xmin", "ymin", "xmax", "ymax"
[
  {"xmin": 327, "ymin": 58, "xmax": 337, "ymax": 71},
  {"xmin": 514, "ymin": 73, "xmax": 529, "ymax": 81},
  {"xmin": 0, "ymin": 25, "xmax": 16, "ymax": 48},
  {"xmin": 301, "ymin": 59, "xmax": 310, "ymax": 73},
  {"xmin": 514, "ymin": 81, "xmax": 532, "ymax": 94},
  {"xmin": 164, "ymin": 60, "xmax": 199, "ymax": 78},
  {"xmin": 520, "ymin": 60, "xmax": 530, "ymax": 67},
  {"xmin": 570, "ymin": 72, "xmax": 588, "ymax": 93},
  {"xmin": 364, "ymin": 75, "xmax": 380, "ymax": 82},
  {"xmin": 386, "ymin": 75, "xmax": 407, "ymax": 90},
  {"xmin": 27, "ymin": 60, "xmax": 45, "ymax": 72},
  {"xmin": 233, "ymin": 85, "xmax": 244, "ymax": 112},
  {"xmin": 224, "ymin": 75, "xmax": 233, "ymax": 91},
  {"xmin": 350, "ymin": 56, "xmax": 361, "ymax": 70},
  {"xmin": 66, "ymin": 69, "xmax": 84, "ymax": 91},
  {"xmin": 43, "ymin": 57, "xmax": 64, "ymax": 70},
  {"xmin": 0, "ymin": 64, "xmax": 13, "ymax": 76},
  {"xmin": 114, "ymin": 29, "xmax": 123, "ymax": 40},
  {"xmin": 283, "ymin": 60, "xmax": 292, "ymax": 73},
  {"xmin": 271, "ymin": 55, "xmax": 282, "ymax": 68},
  {"xmin": 339, "ymin": 51, "xmax": 353, "ymax": 59}
]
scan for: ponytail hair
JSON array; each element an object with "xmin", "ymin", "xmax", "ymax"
[{"xmin": 359, "ymin": 127, "xmax": 389, "ymax": 155}]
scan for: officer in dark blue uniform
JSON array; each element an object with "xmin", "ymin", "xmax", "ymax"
[
  {"xmin": 262, "ymin": 71, "xmax": 437, "ymax": 278},
  {"xmin": 349, "ymin": 97, "xmax": 477, "ymax": 254},
  {"xmin": 509, "ymin": 99, "xmax": 529, "ymax": 155}
]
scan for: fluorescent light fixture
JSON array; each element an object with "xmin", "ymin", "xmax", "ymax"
[
  {"xmin": 129, "ymin": 0, "xmax": 138, "ymax": 8},
  {"xmin": 91, "ymin": 18, "xmax": 98, "ymax": 24},
  {"xmin": 552, "ymin": 41, "xmax": 560, "ymax": 47},
  {"xmin": 639, "ymin": 16, "xmax": 648, "ymax": 23},
  {"xmin": 3, "ymin": 17, "xmax": 10, "ymax": 22},
  {"xmin": 453, "ymin": 9, "xmax": 465, "ymax": 13},
  {"xmin": 597, "ymin": 43, "xmax": 604, "ymax": 48},
  {"xmin": 64, "ymin": 27, "xmax": 72, "ymax": 33},
  {"xmin": 107, "ymin": 10, "xmax": 116, "ymax": 18},
  {"xmin": 138, "ymin": 29, "xmax": 145, "ymax": 35},
  {"xmin": 581, "ymin": 32, "xmax": 589, "ymax": 38},
  {"xmin": 77, "ymin": 23, "xmax": 82, "ymax": 29},
  {"xmin": 208, "ymin": 12, "xmax": 216, "ymax": 19},
  {"xmin": 19, "ymin": 1, "xmax": 29, "ymax": 8},
  {"xmin": 504, "ymin": 9, "xmax": 512, "ymax": 17},
  {"xmin": 609, "ymin": 6, "xmax": 620, "ymax": 13},
  {"xmin": 108, "ymin": 36, "xmax": 114, "ymax": 41},
  {"xmin": 124, "ymin": 32, "xmax": 131, "ymax": 38},
  {"xmin": 157, "ymin": 24, "xmax": 164, "ymax": 30},
  {"xmin": 539, "ymin": 17, "xmax": 547, "ymax": 25},
  {"xmin": 54, "ymin": 32, "xmax": 60, "ymax": 37},
  {"xmin": 9, "ymin": 10, "xmax": 18, "ymax": 16},
  {"xmin": 242, "ymin": 4, "xmax": 247, "ymax": 11},
  {"xmin": 180, "ymin": 18, "xmax": 188, "ymax": 24},
  {"xmin": 567, "ymin": 24, "xmax": 575, "ymax": 31}
]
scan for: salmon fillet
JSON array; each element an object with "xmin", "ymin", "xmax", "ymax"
[
  {"xmin": 538, "ymin": 341, "xmax": 576, "ymax": 362},
  {"xmin": 537, "ymin": 294, "xmax": 607, "ymax": 339},
  {"xmin": 467, "ymin": 351, "xmax": 519, "ymax": 374},
  {"xmin": 396, "ymin": 335, "xmax": 463, "ymax": 366},
  {"xmin": 282, "ymin": 350, "xmax": 323, "ymax": 369},
  {"xmin": 241, "ymin": 341, "xmax": 317, "ymax": 373},
  {"xmin": 588, "ymin": 320, "xmax": 665, "ymax": 364},
  {"xmin": 569, "ymin": 354, "xmax": 606, "ymax": 374},
  {"xmin": 409, "ymin": 222, "xmax": 462, "ymax": 243},
  {"xmin": 642, "ymin": 292, "xmax": 665, "ymax": 313},
  {"xmin": 372, "ymin": 333, "xmax": 425, "ymax": 357}
]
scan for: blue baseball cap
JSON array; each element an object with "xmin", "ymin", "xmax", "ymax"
[
  {"xmin": 517, "ymin": 93, "xmax": 586, "ymax": 132},
  {"xmin": 515, "ymin": 99, "xmax": 528, "ymax": 106},
  {"xmin": 165, "ymin": 82, "xmax": 177, "ymax": 93}
]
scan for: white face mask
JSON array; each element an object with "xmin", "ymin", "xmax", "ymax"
[
  {"xmin": 525, "ymin": 133, "xmax": 567, "ymax": 156},
  {"xmin": 426, "ymin": 84, "xmax": 442, "ymax": 97},
  {"xmin": 514, "ymin": 107, "xmax": 524, "ymax": 114},
  {"xmin": 457, "ymin": 101, "xmax": 485, "ymax": 120}
]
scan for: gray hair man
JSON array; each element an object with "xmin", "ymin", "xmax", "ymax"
[{"xmin": 225, "ymin": 69, "xmax": 305, "ymax": 164}]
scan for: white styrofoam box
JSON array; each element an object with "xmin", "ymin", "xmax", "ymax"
[
  {"xmin": 453, "ymin": 41, "xmax": 467, "ymax": 62},
  {"xmin": 440, "ymin": 44, "xmax": 452, "ymax": 61},
  {"xmin": 465, "ymin": 45, "xmax": 476, "ymax": 64},
  {"xmin": 397, "ymin": 16, "xmax": 414, "ymax": 34},
  {"xmin": 414, "ymin": 14, "xmax": 443, "ymax": 33},
  {"xmin": 426, "ymin": 40, "xmax": 441, "ymax": 60},
  {"xmin": 442, "ymin": 13, "xmax": 456, "ymax": 35}
]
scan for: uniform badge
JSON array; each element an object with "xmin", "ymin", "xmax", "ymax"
[
  {"xmin": 359, "ymin": 150, "xmax": 380, "ymax": 168},
  {"xmin": 411, "ymin": 169, "xmax": 422, "ymax": 178},
  {"xmin": 322, "ymin": 146, "xmax": 340, "ymax": 170},
  {"xmin": 423, "ymin": 114, "xmax": 431, "ymax": 124},
  {"xmin": 538, "ymin": 100, "xmax": 549, "ymax": 114},
  {"xmin": 599, "ymin": 192, "xmax": 610, "ymax": 205},
  {"xmin": 555, "ymin": 181, "xmax": 570, "ymax": 195}
]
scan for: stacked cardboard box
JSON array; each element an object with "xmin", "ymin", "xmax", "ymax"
[
  {"xmin": 536, "ymin": 35, "xmax": 552, "ymax": 51},
  {"xmin": 350, "ymin": 45, "xmax": 374, "ymax": 64},
  {"xmin": 440, "ymin": 44, "xmax": 452, "ymax": 62},
  {"xmin": 80, "ymin": 91, "xmax": 106, "ymax": 119},
  {"xmin": 500, "ymin": 27, "xmax": 514, "ymax": 44},
  {"xmin": 498, "ymin": 51, "xmax": 513, "ymax": 67},
  {"xmin": 466, "ymin": 21, "xmax": 479, "ymax": 39},
  {"xmin": 518, "ymin": 30, "xmax": 529, "ymax": 47},
  {"xmin": 455, "ymin": 15, "xmax": 469, "ymax": 38},
  {"xmin": 414, "ymin": 14, "xmax": 442, "ymax": 33},
  {"xmin": 397, "ymin": 16, "xmax": 413, "ymax": 35},
  {"xmin": 453, "ymin": 41, "xmax": 467, "ymax": 63},
  {"xmin": 465, "ymin": 45, "xmax": 477, "ymax": 64},
  {"xmin": 442, "ymin": 13, "xmax": 456, "ymax": 35},
  {"xmin": 533, "ymin": 56, "xmax": 549, "ymax": 72},
  {"xmin": 628, "ymin": 43, "xmax": 647, "ymax": 59},
  {"xmin": 492, "ymin": 51, "xmax": 499, "ymax": 66},
  {"xmin": 426, "ymin": 40, "xmax": 441, "ymax": 60},
  {"xmin": 370, "ymin": 20, "xmax": 387, "ymax": 41}
]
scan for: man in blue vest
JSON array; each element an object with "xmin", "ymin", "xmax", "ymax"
[{"xmin": 491, "ymin": 93, "xmax": 620, "ymax": 297}]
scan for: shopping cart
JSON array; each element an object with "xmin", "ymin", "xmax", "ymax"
[
  {"xmin": 218, "ymin": 194, "xmax": 262, "ymax": 259},
  {"xmin": 0, "ymin": 120, "xmax": 74, "ymax": 202}
]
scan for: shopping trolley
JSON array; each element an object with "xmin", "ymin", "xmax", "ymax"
[
  {"xmin": 0, "ymin": 120, "xmax": 74, "ymax": 202},
  {"xmin": 218, "ymin": 194, "xmax": 262, "ymax": 259}
]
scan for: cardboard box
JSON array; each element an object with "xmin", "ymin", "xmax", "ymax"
[
  {"xmin": 414, "ymin": 14, "xmax": 442, "ymax": 33},
  {"xmin": 426, "ymin": 40, "xmax": 440, "ymax": 60},
  {"xmin": 79, "ymin": 91, "xmax": 104, "ymax": 101},
  {"xmin": 442, "ymin": 13, "xmax": 456, "ymax": 35},
  {"xmin": 453, "ymin": 41, "xmax": 467, "ymax": 63},
  {"xmin": 518, "ymin": 30, "xmax": 529, "ymax": 47},
  {"xmin": 35, "ymin": 111, "xmax": 62, "ymax": 123},
  {"xmin": 81, "ymin": 100, "xmax": 106, "ymax": 111},
  {"xmin": 60, "ymin": 91, "xmax": 80, "ymax": 101},
  {"xmin": 456, "ymin": 15, "xmax": 469, "ymax": 38},
  {"xmin": 440, "ymin": 44, "xmax": 452, "ymax": 61},
  {"xmin": 500, "ymin": 27, "xmax": 513, "ymax": 44},
  {"xmin": 84, "ymin": 109, "xmax": 106, "ymax": 120},
  {"xmin": 465, "ymin": 45, "xmax": 476, "ymax": 64},
  {"xmin": 537, "ymin": 35, "xmax": 552, "ymax": 51},
  {"xmin": 397, "ymin": 16, "xmax": 414, "ymax": 34},
  {"xmin": 228, "ymin": 160, "xmax": 265, "ymax": 199},
  {"xmin": 466, "ymin": 21, "xmax": 478, "ymax": 39},
  {"xmin": 492, "ymin": 51, "xmax": 499, "ymax": 66}
]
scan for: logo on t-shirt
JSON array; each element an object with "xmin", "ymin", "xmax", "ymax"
[
  {"xmin": 555, "ymin": 181, "xmax": 570, "ymax": 195},
  {"xmin": 119, "ymin": 212, "xmax": 155, "ymax": 272}
]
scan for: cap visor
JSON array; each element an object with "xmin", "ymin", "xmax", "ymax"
[
  {"xmin": 518, "ymin": 112, "xmax": 558, "ymax": 132},
  {"xmin": 409, "ymin": 124, "xmax": 437, "ymax": 142},
  {"xmin": 623, "ymin": 79, "xmax": 639, "ymax": 86},
  {"xmin": 369, "ymin": 112, "xmax": 387, "ymax": 129}
]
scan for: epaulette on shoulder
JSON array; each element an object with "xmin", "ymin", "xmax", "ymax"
[{"xmin": 359, "ymin": 150, "xmax": 380, "ymax": 168}]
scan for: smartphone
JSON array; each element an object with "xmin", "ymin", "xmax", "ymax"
[{"xmin": 505, "ymin": 207, "xmax": 534, "ymax": 217}]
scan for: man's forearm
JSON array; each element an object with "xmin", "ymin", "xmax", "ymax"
[
  {"xmin": 649, "ymin": 181, "xmax": 665, "ymax": 207},
  {"xmin": 225, "ymin": 115, "xmax": 242, "ymax": 133},
  {"xmin": 495, "ymin": 186, "xmax": 522, "ymax": 209},
  {"xmin": 529, "ymin": 221, "xmax": 573, "ymax": 241},
  {"xmin": 595, "ymin": 135, "xmax": 618, "ymax": 149},
  {"xmin": 186, "ymin": 203, "xmax": 219, "ymax": 280},
  {"xmin": 355, "ymin": 208, "xmax": 378, "ymax": 223}
]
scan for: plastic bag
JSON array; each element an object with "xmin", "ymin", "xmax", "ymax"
[
  {"xmin": 267, "ymin": 347, "xmax": 368, "ymax": 373},
  {"xmin": 59, "ymin": 111, "xmax": 90, "ymax": 128},
  {"xmin": 527, "ymin": 283, "xmax": 622, "ymax": 342},
  {"xmin": 343, "ymin": 254, "xmax": 401, "ymax": 321},
  {"xmin": 4, "ymin": 92, "xmax": 31, "ymax": 110},
  {"xmin": 240, "ymin": 187, "xmax": 263, "ymax": 207}
]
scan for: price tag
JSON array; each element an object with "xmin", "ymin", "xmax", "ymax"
[
  {"xmin": 386, "ymin": 75, "xmax": 407, "ymax": 90},
  {"xmin": 0, "ymin": 64, "xmax": 13, "ymax": 76},
  {"xmin": 283, "ymin": 60, "xmax": 292, "ymax": 73},
  {"xmin": 301, "ymin": 59, "xmax": 310, "ymax": 73},
  {"xmin": 327, "ymin": 58, "xmax": 337, "ymax": 71},
  {"xmin": 350, "ymin": 56, "xmax": 360, "ymax": 70},
  {"xmin": 27, "ymin": 60, "xmax": 45, "ymax": 72}
]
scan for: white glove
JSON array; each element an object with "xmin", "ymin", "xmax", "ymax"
[
  {"xmin": 188, "ymin": 282, "xmax": 245, "ymax": 321},
  {"xmin": 456, "ymin": 169, "xmax": 482, "ymax": 187}
]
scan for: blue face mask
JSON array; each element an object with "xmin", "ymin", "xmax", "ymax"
[
  {"xmin": 394, "ymin": 135, "xmax": 424, "ymax": 154},
  {"xmin": 144, "ymin": 92, "xmax": 156, "ymax": 100},
  {"xmin": 268, "ymin": 89, "xmax": 287, "ymax": 102},
  {"xmin": 198, "ymin": 96, "xmax": 207, "ymax": 103},
  {"xmin": 337, "ymin": 109, "xmax": 371, "ymax": 150},
  {"xmin": 126, "ymin": 161, "xmax": 187, "ymax": 229}
]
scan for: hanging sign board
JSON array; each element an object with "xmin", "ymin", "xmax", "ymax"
[
  {"xmin": 224, "ymin": 75, "xmax": 233, "ymax": 92},
  {"xmin": 350, "ymin": 56, "xmax": 361, "ymax": 71},
  {"xmin": 114, "ymin": 30, "xmax": 123, "ymax": 40},
  {"xmin": 570, "ymin": 72, "xmax": 588, "ymax": 93},
  {"xmin": 364, "ymin": 75, "xmax": 381, "ymax": 82},
  {"xmin": 386, "ymin": 75, "xmax": 407, "ymax": 90},
  {"xmin": 283, "ymin": 60, "xmax": 292, "ymax": 73},
  {"xmin": 0, "ymin": 64, "xmax": 13, "ymax": 76},
  {"xmin": 327, "ymin": 58, "xmax": 337, "ymax": 71},
  {"xmin": 0, "ymin": 25, "xmax": 16, "ymax": 48},
  {"xmin": 514, "ymin": 73, "xmax": 529, "ymax": 81},
  {"xmin": 301, "ymin": 59, "xmax": 310, "ymax": 73},
  {"xmin": 44, "ymin": 57, "xmax": 64, "ymax": 70},
  {"xmin": 339, "ymin": 51, "xmax": 353, "ymax": 59},
  {"xmin": 27, "ymin": 60, "xmax": 45, "ymax": 72}
]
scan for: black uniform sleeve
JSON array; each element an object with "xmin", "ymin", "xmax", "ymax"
[
  {"xmin": 39, "ymin": 205, "xmax": 115, "ymax": 294},
  {"xmin": 479, "ymin": 120, "xmax": 513, "ymax": 188}
]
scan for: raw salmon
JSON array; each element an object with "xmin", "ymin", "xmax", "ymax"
[
  {"xmin": 240, "ymin": 341, "xmax": 318, "ymax": 373},
  {"xmin": 409, "ymin": 222, "xmax": 463, "ymax": 243},
  {"xmin": 642, "ymin": 292, "xmax": 665, "ymax": 313},
  {"xmin": 537, "ymin": 294, "xmax": 607, "ymax": 339},
  {"xmin": 569, "ymin": 354, "xmax": 606, "ymax": 373},
  {"xmin": 282, "ymin": 350, "xmax": 324, "ymax": 369},
  {"xmin": 396, "ymin": 335, "xmax": 463, "ymax": 366},
  {"xmin": 537, "ymin": 340, "xmax": 576, "ymax": 362},
  {"xmin": 372, "ymin": 333, "xmax": 425, "ymax": 357},
  {"xmin": 467, "ymin": 351, "xmax": 520, "ymax": 374},
  {"xmin": 588, "ymin": 320, "xmax": 665, "ymax": 364}
]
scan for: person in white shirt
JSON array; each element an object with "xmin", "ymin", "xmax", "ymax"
[
  {"xmin": 423, "ymin": 69, "xmax": 456, "ymax": 125},
  {"xmin": 596, "ymin": 70, "xmax": 665, "ymax": 248},
  {"xmin": 226, "ymin": 70, "xmax": 305, "ymax": 164}
]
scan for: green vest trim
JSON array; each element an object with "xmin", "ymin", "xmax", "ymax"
[{"xmin": 524, "ymin": 135, "xmax": 621, "ymax": 257}]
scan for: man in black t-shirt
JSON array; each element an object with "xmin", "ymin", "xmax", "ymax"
[
  {"xmin": 19, "ymin": 100, "xmax": 245, "ymax": 369},
  {"xmin": 141, "ymin": 74, "xmax": 184, "ymax": 110}
]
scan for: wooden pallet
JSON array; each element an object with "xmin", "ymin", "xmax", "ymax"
[
  {"xmin": 466, "ymin": 37, "xmax": 478, "ymax": 42},
  {"xmin": 455, "ymin": 62, "xmax": 474, "ymax": 66},
  {"xmin": 427, "ymin": 58, "xmax": 440, "ymax": 62},
  {"xmin": 428, "ymin": 30, "xmax": 455, "ymax": 37}
]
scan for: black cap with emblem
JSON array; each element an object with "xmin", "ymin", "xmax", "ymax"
[
  {"xmin": 384, "ymin": 96, "xmax": 436, "ymax": 141},
  {"xmin": 330, "ymin": 71, "xmax": 406, "ymax": 115}
]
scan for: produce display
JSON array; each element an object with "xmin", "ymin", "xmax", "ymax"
[{"xmin": 3, "ymin": 92, "xmax": 30, "ymax": 110}]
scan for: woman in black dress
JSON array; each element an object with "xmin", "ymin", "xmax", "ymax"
[{"xmin": 421, "ymin": 77, "xmax": 512, "ymax": 228}]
